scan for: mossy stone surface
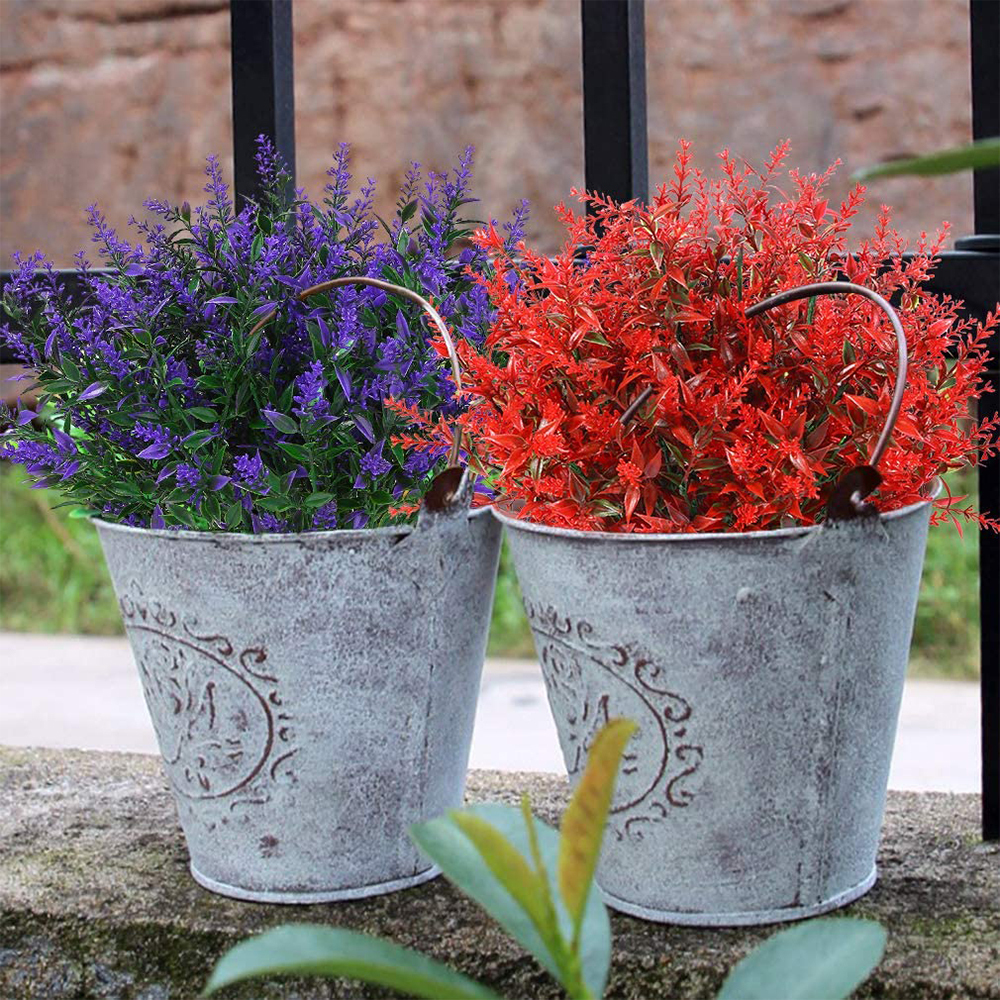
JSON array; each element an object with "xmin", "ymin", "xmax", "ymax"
[{"xmin": 1, "ymin": 746, "xmax": 998, "ymax": 998}]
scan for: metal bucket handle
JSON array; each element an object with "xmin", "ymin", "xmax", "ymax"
[
  {"xmin": 249, "ymin": 276, "xmax": 467, "ymax": 511},
  {"xmin": 622, "ymin": 281, "xmax": 909, "ymax": 521}
]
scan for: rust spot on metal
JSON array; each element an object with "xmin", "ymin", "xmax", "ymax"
[
  {"xmin": 422, "ymin": 466, "xmax": 465, "ymax": 512},
  {"xmin": 826, "ymin": 464, "xmax": 882, "ymax": 521}
]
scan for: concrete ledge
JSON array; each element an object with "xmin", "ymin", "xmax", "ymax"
[{"xmin": 1, "ymin": 746, "xmax": 998, "ymax": 999}]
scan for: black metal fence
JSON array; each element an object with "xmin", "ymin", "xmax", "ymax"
[{"xmin": 3, "ymin": 0, "xmax": 998, "ymax": 839}]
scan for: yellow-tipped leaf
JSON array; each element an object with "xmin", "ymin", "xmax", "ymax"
[
  {"xmin": 558, "ymin": 718, "xmax": 638, "ymax": 933},
  {"xmin": 450, "ymin": 811, "xmax": 564, "ymax": 959}
]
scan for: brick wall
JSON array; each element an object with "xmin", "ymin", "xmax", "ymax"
[{"xmin": 0, "ymin": 0, "xmax": 976, "ymax": 265}]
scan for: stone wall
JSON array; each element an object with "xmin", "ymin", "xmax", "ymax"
[
  {"xmin": 2, "ymin": 746, "xmax": 999, "ymax": 998},
  {"xmin": 0, "ymin": 0, "xmax": 976, "ymax": 266}
]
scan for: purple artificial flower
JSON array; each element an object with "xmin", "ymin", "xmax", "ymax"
[
  {"xmin": 354, "ymin": 414, "xmax": 375, "ymax": 444},
  {"xmin": 78, "ymin": 382, "xmax": 106, "ymax": 402},
  {"xmin": 360, "ymin": 440, "xmax": 392, "ymax": 479},
  {"xmin": 0, "ymin": 142, "xmax": 524, "ymax": 531},
  {"xmin": 137, "ymin": 442, "xmax": 171, "ymax": 460},
  {"xmin": 335, "ymin": 367, "xmax": 352, "ymax": 401},
  {"xmin": 176, "ymin": 463, "xmax": 202, "ymax": 494},
  {"xmin": 311, "ymin": 500, "xmax": 338, "ymax": 530},
  {"xmin": 51, "ymin": 428, "xmax": 76, "ymax": 454},
  {"xmin": 250, "ymin": 510, "xmax": 288, "ymax": 534},
  {"xmin": 292, "ymin": 361, "xmax": 331, "ymax": 424},
  {"xmin": 234, "ymin": 451, "xmax": 267, "ymax": 489},
  {"xmin": 134, "ymin": 423, "xmax": 174, "ymax": 462}
]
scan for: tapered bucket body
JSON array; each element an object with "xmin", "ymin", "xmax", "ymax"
[
  {"xmin": 95, "ymin": 501, "xmax": 501, "ymax": 903},
  {"xmin": 497, "ymin": 498, "xmax": 932, "ymax": 926}
]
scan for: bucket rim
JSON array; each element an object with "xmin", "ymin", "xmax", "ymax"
[
  {"xmin": 492, "ymin": 487, "xmax": 938, "ymax": 545},
  {"xmin": 91, "ymin": 502, "xmax": 492, "ymax": 545}
]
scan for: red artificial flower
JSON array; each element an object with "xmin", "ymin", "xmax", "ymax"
[{"xmin": 411, "ymin": 143, "xmax": 1000, "ymax": 534}]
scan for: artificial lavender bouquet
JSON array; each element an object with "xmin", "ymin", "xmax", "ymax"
[{"xmin": 1, "ymin": 139, "xmax": 526, "ymax": 532}]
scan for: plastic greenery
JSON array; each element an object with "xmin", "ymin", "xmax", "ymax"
[
  {"xmin": 204, "ymin": 718, "xmax": 887, "ymax": 1000},
  {"xmin": 405, "ymin": 142, "xmax": 998, "ymax": 533},
  {"xmin": 0, "ymin": 139, "xmax": 527, "ymax": 532},
  {"xmin": 853, "ymin": 136, "xmax": 1000, "ymax": 181}
]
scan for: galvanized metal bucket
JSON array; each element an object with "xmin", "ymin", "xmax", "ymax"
[
  {"xmin": 94, "ymin": 278, "xmax": 502, "ymax": 903},
  {"xmin": 497, "ymin": 282, "xmax": 936, "ymax": 925}
]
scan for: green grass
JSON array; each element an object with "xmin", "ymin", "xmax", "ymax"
[
  {"xmin": 486, "ymin": 537, "xmax": 536, "ymax": 659},
  {"xmin": 0, "ymin": 465, "xmax": 122, "ymax": 634},
  {"xmin": 0, "ymin": 463, "xmax": 982, "ymax": 678},
  {"xmin": 909, "ymin": 467, "xmax": 981, "ymax": 680}
]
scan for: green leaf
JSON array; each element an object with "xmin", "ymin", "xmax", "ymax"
[
  {"xmin": 186, "ymin": 407, "xmax": 219, "ymax": 423},
  {"xmin": 853, "ymin": 137, "xmax": 1000, "ymax": 181},
  {"xmin": 224, "ymin": 501, "xmax": 244, "ymax": 530},
  {"xmin": 303, "ymin": 491, "xmax": 336, "ymax": 508},
  {"xmin": 40, "ymin": 379, "xmax": 74, "ymax": 393},
  {"xmin": 256, "ymin": 495, "xmax": 291, "ymax": 513},
  {"xmin": 202, "ymin": 493, "xmax": 222, "ymax": 525},
  {"xmin": 184, "ymin": 429, "xmax": 215, "ymax": 451},
  {"xmin": 60, "ymin": 357, "xmax": 81, "ymax": 382},
  {"xmin": 558, "ymin": 718, "xmax": 637, "ymax": 937},
  {"xmin": 278, "ymin": 441, "xmax": 311, "ymax": 462},
  {"xmin": 203, "ymin": 924, "xmax": 499, "ymax": 999},
  {"xmin": 263, "ymin": 409, "xmax": 299, "ymax": 435},
  {"xmin": 104, "ymin": 411, "xmax": 137, "ymax": 426},
  {"xmin": 400, "ymin": 199, "xmax": 418, "ymax": 224},
  {"xmin": 411, "ymin": 804, "xmax": 611, "ymax": 999},
  {"xmin": 171, "ymin": 505, "xmax": 197, "ymax": 528},
  {"xmin": 449, "ymin": 811, "xmax": 566, "ymax": 972},
  {"xmin": 717, "ymin": 917, "xmax": 887, "ymax": 1000}
]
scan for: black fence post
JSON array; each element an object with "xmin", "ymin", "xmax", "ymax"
[
  {"xmin": 962, "ymin": 0, "xmax": 1000, "ymax": 842},
  {"xmin": 229, "ymin": 0, "xmax": 296, "ymax": 209},
  {"xmin": 581, "ymin": 0, "xmax": 648, "ymax": 206}
]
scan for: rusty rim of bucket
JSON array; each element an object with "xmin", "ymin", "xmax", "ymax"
[
  {"xmin": 492, "ymin": 486, "xmax": 938, "ymax": 545},
  {"xmin": 93, "ymin": 502, "xmax": 494, "ymax": 544}
]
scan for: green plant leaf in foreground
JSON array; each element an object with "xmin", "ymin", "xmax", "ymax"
[
  {"xmin": 559, "ymin": 718, "xmax": 637, "ymax": 938},
  {"xmin": 853, "ymin": 136, "xmax": 1000, "ymax": 181},
  {"xmin": 202, "ymin": 924, "xmax": 499, "ymax": 999},
  {"xmin": 449, "ymin": 810, "xmax": 568, "ymax": 971},
  {"xmin": 717, "ymin": 917, "xmax": 887, "ymax": 1000},
  {"xmin": 412, "ymin": 802, "xmax": 612, "ymax": 999}
]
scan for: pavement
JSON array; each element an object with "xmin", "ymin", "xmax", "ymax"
[{"xmin": 0, "ymin": 631, "xmax": 981, "ymax": 792}]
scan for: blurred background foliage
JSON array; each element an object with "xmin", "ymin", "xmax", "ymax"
[{"xmin": 0, "ymin": 462, "xmax": 979, "ymax": 679}]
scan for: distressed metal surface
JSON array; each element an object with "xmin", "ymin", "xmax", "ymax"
[
  {"xmin": 498, "ymin": 499, "xmax": 932, "ymax": 925},
  {"xmin": 94, "ymin": 492, "xmax": 501, "ymax": 903}
]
